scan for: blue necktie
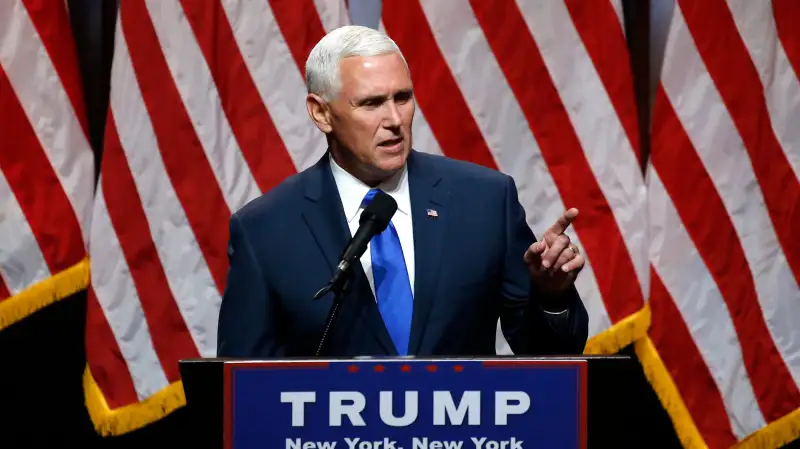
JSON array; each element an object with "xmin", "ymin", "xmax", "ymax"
[{"xmin": 362, "ymin": 189, "xmax": 413, "ymax": 355}]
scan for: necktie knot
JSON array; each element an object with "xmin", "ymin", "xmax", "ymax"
[{"xmin": 361, "ymin": 188, "xmax": 381, "ymax": 208}]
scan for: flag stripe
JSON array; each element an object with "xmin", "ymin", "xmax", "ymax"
[
  {"xmin": 409, "ymin": 105, "xmax": 445, "ymax": 157},
  {"xmin": 121, "ymin": 0, "xmax": 231, "ymax": 293},
  {"xmin": 109, "ymin": 20, "xmax": 220, "ymax": 362},
  {"xmin": 86, "ymin": 287, "xmax": 141, "ymax": 408},
  {"xmin": 417, "ymin": 0, "xmax": 611, "ymax": 338},
  {"xmin": 678, "ymin": 0, "xmax": 800, "ymax": 284},
  {"xmin": 221, "ymin": 0, "xmax": 327, "ymax": 171},
  {"xmin": 664, "ymin": 4, "xmax": 800, "ymax": 396},
  {"xmin": 21, "ymin": 0, "xmax": 90, "ymax": 137},
  {"xmin": 0, "ymin": 0, "xmax": 94, "ymax": 245},
  {"xmin": 563, "ymin": 0, "xmax": 642, "ymax": 163},
  {"xmin": 648, "ymin": 269, "xmax": 738, "ymax": 448},
  {"xmin": 0, "ymin": 66, "xmax": 85, "ymax": 274},
  {"xmin": 0, "ymin": 169, "xmax": 50, "ymax": 295},
  {"xmin": 179, "ymin": 0, "xmax": 298, "ymax": 194},
  {"xmin": 727, "ymin": 0, "xmax": 800, "ymax": 188},
  {"xmin": 0, "ymin": 276, "xmax": 10, "ymax": 301},
  {"xmin": 101, "ymin": 114, "xmax": 198, "ymax": 384},
  {"xmin": 773, "ymin": 0, "xmax": 800, "ymax": 81},
  {"xmin": 648, "ymin": 163, "xmax": 766, "ymax": 438},
  {"xmin": 313, "ymin": 0, "xmax": 350, "ymax": 32},
  {"xmin": 473, "ymin": 0, "xmax": 642, "ymax": 323},
  {"xmin": 268, "ymin": 0, "xmax": 328, "ymax": 76},
  {"xmin": 651, "ymin": 85, "xmax": 800, "ymax": 422},
  {"xmin": 144, "ymin": 0, "xmax": 261, "ymax": 214},
  {"xmin": 513, "ymin": 0, "xmax": 648, "ymax": 301},
  {"xmin": 382, "ymin": 0, "xmax": 498, "ymax": 168},
  {"xmin": 91, "ymin": 182, "xmax": 172, "ymax": 399}
]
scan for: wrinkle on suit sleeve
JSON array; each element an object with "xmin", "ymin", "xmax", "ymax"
[
  {"xmin": 498, "ymin": 175, "xmax": 589, "ymax": 355},
  {"xmin": 216, "ymin": 213, "xmax": 283, "ymax": 358}
]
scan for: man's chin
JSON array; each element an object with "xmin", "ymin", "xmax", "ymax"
[{"xmin": 377, "ymin": 151, "xmax": 408, "ymax": 171}]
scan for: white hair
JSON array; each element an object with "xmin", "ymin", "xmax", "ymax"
[{"xmin": 305, "ymin": 25, "xmax": 408, "ymax": 102}]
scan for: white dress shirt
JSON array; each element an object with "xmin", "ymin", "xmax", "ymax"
[{"xmin": 329, "ymin": 155, "xmax": 415, "ymax": 298}]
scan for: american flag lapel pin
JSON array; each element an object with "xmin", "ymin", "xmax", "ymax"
[{"xmin": 426, "ymin": 208, "xmax": 438, "ymax": 218}]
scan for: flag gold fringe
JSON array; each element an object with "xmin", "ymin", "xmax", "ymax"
[
  {"xmin": 636, "ymin": 336, "xmax": 800, "ymax": 449},
  {"xmin": 634, "ymin": 336, "xmax": 707, "ymax": 448},
  {"xmin": 0, "ymin": 257, "xmax": 90, "ymax": 331},
  {"xmin": 584, "ymin": 304, "xmax": 651, "ymax": 355},
  {"xmin": 734, "ymin": 408, "xmax": 800, "ymax": 449},
  {"xmin": 83, "ymin": 366, "xmax": 186, "ymax": 436}
]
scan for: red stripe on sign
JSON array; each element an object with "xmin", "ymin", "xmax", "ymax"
[
  {"xmin": 679, "ymin": 0, "xmax": 800, "ymax": 285},
  {"xmin": 85, "ymin": 286, "xmax": 139, "ymax": 408},
  {"xmin": 22, "ymin": 0, "xmax": 90, "ymax": 138},
  {"xmin": 269, "ymin": 0, "xmax": 328, "ymax": 76},
  {"xmin": 0, "ymin": 277, "xmax": 10, "ymax": 301},
  {"xmin": 651, "ymin": 85, "xmax": 800, "ymax": 421},
  {"xmin": 648, "ymin": 269, "xmax": 737, "ymax": 449},
  {"xmin": 100, "ymin": 114, "xmax": 199, "ymax": 382},
  {"xmin": 180, "ymin": 0, "xmax": 297, "ymax": 192},
  {"xmin": 564, "ymin": 0, "xmax": 642, "ymax": 165},
  {"xmin": 382, "ymin": 0, "xmax": 498, "ymax": 169},
  {"xmin": 0, "ymin": 66, "xmax": 85, "ymax": 274},
  {"xmin": 773, "ymin": 0, "xmax": 800, "ymax": 80},
  {"xmin": 121, "ymin": 1, "xmax": 231, "ymax": 293},
  {"xmin": 473, "ymin": 0, "xmax": 642, "ymax": 321}
]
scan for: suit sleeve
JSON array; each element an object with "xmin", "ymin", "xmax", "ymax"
[
  {"xmin": 216, "ymin": 213, "xmax": 284, "ymax": 358},
  {"xmin": 498, "ymin": 175, "xmax": 589, "ymax": 355}
]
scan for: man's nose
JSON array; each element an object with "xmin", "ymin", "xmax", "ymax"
[{"xmin": 384, "ymin": 101, "xmax": 402, "ymax": 127}]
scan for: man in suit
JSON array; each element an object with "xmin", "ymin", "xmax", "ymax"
[{"xmin": 216, "ymin": 25, "xmax": 588, "ymax": 358}]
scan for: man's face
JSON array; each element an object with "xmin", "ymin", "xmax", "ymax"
[{"xmin": 326, "ymin": 52, "xmax": 415, "ymax": 182}]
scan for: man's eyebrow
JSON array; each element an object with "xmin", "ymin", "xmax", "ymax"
[
  {"xmin": 353, "ymin": 88, "xmax": 414, "ymax": 105},
  {"xmin": 353, "ymin": 94, "xmax": 388, "ymax": 105}
]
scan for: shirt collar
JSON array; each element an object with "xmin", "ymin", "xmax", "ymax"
[{"xmin": 329, "ymin": 153, "xmax": 411, "ymax": 224}]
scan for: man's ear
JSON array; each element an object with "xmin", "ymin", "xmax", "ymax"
[{"xmin": 306, "ymin": 93, "xmax": 333, "ymax": 133}]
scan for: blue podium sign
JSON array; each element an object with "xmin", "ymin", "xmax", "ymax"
[{"xmin": 224, "ymin": 359, "xmax": 586, "ymax": 449}]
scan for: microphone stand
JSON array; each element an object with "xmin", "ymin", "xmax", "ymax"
[{"xmin": 313, "ymin": 270, "xmax": 352, "ymax": 357}]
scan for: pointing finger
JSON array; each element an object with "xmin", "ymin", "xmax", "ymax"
[{"xmin": 545, "ymin": 208, "xmax": 579, "ymax": 238}]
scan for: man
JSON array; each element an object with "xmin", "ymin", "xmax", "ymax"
[{"xmin": 216, "ymin": 25, "xmax": 588, "ymax": 358}]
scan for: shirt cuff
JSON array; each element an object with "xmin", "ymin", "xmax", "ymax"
[{"xmin": 541, "ymin": 307, "xmax": 569, "ymax": 315}]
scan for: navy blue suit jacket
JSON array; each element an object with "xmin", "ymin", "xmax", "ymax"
[{"xmin": 216, "ymin": 150, "xmax": 588, "ymax": 358}]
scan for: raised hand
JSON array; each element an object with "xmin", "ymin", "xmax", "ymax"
[{"xmin": 523, "ymin": 208, "xmax": 584, "ymax": 292}]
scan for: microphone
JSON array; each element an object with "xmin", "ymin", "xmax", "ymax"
[
  {"xmin": 314, "ymin": 190, "xmax": 397, "ymax": 356},
  {"xmin": 313, "ymin": 190, "xmax": 398, "ymax": 300}
]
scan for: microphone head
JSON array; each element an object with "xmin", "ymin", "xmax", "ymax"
[{"xmin": 360, "ymin": 190, "xmax": 397, "ymax": 232}]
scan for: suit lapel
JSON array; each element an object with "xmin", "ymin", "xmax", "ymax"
[
  {"xmin": 407, "ymin": 151, "xmax": 449, "ymax": 354},
  {"xmin": 301, "ymin": 153, "xmax": 397, "ymax": 354},
  {"xmin": 301, "ymin": 155, "xmax": 351, "ymax": 274}
]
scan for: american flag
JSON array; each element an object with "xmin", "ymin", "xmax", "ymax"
[
  {"xmin": 83, "ymin": 0, "xmax": 648, "ymax": 435},
  {"xmin": 643, "ymin": 0, "xmax": 800, "ymax": 447},
  {"xmin": 3, "ymin": 0, "xmax": 795, "ymax": 446},
  {"xmin": 0, "ymin": 1, "xmax": 93, "ymax": 330}
]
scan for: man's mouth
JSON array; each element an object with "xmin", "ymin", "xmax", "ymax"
[{"xmin": 378, "ymin": 136, "xmax": 404, "ymax": 148}]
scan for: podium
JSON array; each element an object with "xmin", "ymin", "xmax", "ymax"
[{"xmin": 179, "ymin": 356, "xmax": 639, "ymax": 449}]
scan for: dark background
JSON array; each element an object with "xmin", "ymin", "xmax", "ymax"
[{"xmin": 0, "ymin": 1, "xmax": 796, "ymax": 448}]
